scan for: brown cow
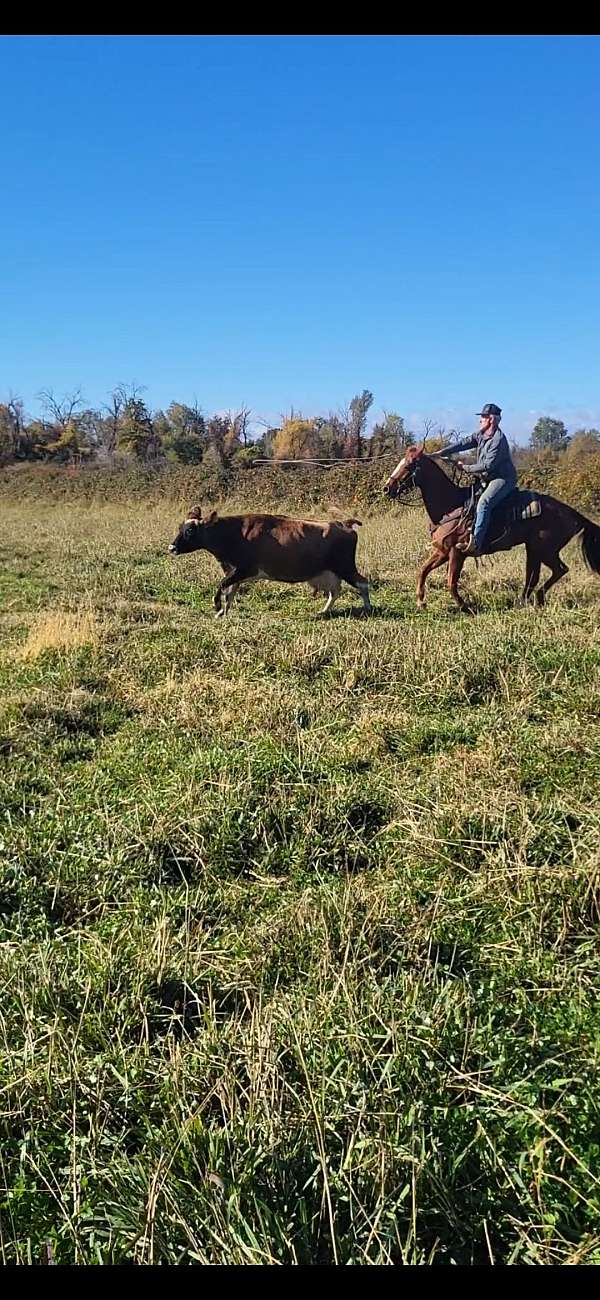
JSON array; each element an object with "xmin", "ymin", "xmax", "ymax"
[{"xmin": 168, "ymin": 507, "xmax": 372, "ymax": 617}]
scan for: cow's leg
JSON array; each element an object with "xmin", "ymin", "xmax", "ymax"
[
  {"xmin": 356, "ymin": 576, "xmax": 372, "ymax": 612},
  {"xmin": 220, "ymin": 560, "xmax": 249, "ymax": 597},
  {"xmin": 339, "ymin": 567, "xmax": 372, "ymax": 613},
  {"xmin": 214, "ymin": 564, "xmax": 235, "ymax": 613},
  {"xmin": 214, "ymin": 567, "xmax": 255, "ymax": 618},
  {"xmin": 331, "ymin": 534, "xmax": 372, "ymax": 614}
]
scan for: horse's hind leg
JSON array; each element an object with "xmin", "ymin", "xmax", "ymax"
[
  {"xmin": 416, "ymin": 548, "xmax": 447, "ymax": 609},
  {"xmin": 521, "ymin": 543, "xmax": 542, "ymax": 605},
  {"xmin": 535, "ymin": 551, "xmax": 568, "ymax": 606}
]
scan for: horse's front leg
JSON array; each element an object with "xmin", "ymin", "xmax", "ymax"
[
  {"xmin": 447, "ymin": 546, "xmax": 472, "ymax": 613},
  {"xmin": 416, "ymin": 547, "xmax": 447, "ymax": 609}
]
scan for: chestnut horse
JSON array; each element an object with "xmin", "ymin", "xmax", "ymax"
[{"xmin": 383, "ymin": 446, "xmax": 600, "ymax": 612}]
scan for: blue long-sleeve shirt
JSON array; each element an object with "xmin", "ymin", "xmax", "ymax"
[{"xmin": 439, "ymin": 428, "xmax": 517, "ymax": 485}]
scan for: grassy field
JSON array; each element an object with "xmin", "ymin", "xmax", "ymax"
[{"xmin": 0, "ymin": 494, "xmax": 599, "ymax": 1265}]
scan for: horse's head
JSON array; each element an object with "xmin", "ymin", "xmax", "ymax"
[{"xmin": 383, "ymin": 445, "xmax": 424, "ymax": 498}]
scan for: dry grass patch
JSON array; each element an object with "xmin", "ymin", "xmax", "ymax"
[{"xmin": 18, "ymin": 606, "xmax": 101, "ymax": 659}]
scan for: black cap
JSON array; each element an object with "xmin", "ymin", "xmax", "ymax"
[{"xmin": 476, "ymin": 403, "xmax": 502, "ymax": 419}]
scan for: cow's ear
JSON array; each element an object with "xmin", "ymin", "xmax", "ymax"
[{"xmin": 203, "ymin": 510, "xmax": 217, "ymax": 526}]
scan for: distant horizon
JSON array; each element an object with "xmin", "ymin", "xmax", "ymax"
[{"xmin": 2, "ymin": 35, "xmax": 599, "ymax": 442}]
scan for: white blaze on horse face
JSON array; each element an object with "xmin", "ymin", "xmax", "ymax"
[{"xmin": 391, "ymin": 457, "xmax": 406, "ymax": 481}]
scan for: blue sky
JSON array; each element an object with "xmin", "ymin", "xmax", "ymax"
[{"xmin": 1, "ymin": 35, "xmax": 599, "ymax": 440}]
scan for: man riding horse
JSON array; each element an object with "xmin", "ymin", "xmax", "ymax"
[
  {"xmin": 437, "ymin": 402, "xmax": 517, "ymax": 556},
  {"xmin": 383, "ymin": 403, "xmax": 600, "ymax": 612}
]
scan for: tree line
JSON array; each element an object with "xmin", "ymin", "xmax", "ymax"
[{"xmin": 1, "ymin": 385, "xmax": 598, "ymax": 471}]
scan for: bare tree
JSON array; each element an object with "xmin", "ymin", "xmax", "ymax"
[
  {"xmin": 236, "ymin": 404, "xmax": 252, "ymax": 448},
  {"xmin": 101, "ymin": 385, "xmax": 129, "ymax": 461},
  {"xmin": 38, "ymin": 387, "xmax": 85, "ymax": 430},
  {"xmin": 421, "ymin": 417, "xmax": 438, "ymax": 445},
  {"xmin": 98, "ymin": 383, "xmax": 149, "ymax": 462},
  {"xmin": 224, "ymin": 405, "xmax": 252, "ymax": 453}
]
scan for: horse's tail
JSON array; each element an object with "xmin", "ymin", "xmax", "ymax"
[{"xmin": 579, "ymin": 517, "xmax": 600, "ymax": 575}]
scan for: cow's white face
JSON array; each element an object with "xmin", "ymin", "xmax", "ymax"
[
  {"xmin": 169, "ymin": 506, "xmax": 218, "ymax": 555},
  {"xmin": 169, "ymin": 507, "xmax": 203, "ymax": 555}
]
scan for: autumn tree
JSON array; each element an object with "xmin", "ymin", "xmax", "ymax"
[{"xmin": 271, "ymin": 415, "xmax": 324, "ymax": 461}]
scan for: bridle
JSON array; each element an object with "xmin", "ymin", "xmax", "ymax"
[{"xmin": 384, "ymin": 456, "xmax": 423, "ymax": 501}]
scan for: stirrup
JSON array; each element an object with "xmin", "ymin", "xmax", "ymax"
[{"xmin": 457, "ymin": 532, "xmax": 479, "ymax": 556}]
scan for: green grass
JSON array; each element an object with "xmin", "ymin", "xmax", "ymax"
[{"xmin": 0, "ymin": 497, "xmax": 599, "ymax": 1264}]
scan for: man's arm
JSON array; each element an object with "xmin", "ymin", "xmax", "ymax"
[{"xmin": 437, "ymin": 435, "xmax": 477, "ymax": 459}]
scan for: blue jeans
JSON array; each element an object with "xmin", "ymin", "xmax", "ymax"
[{"xmin": 473, "ymin": 477, "xmax": 515, "ymax": 550}]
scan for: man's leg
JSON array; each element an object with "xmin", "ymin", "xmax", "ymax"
[{"xmin": 472, "ymin": 478, "xmax": 513, "ymax": 551}]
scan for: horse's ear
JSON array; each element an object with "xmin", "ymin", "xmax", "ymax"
[{"xmin": 418, "ymin": 440, "xmax": 425, "ymax": 454}]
